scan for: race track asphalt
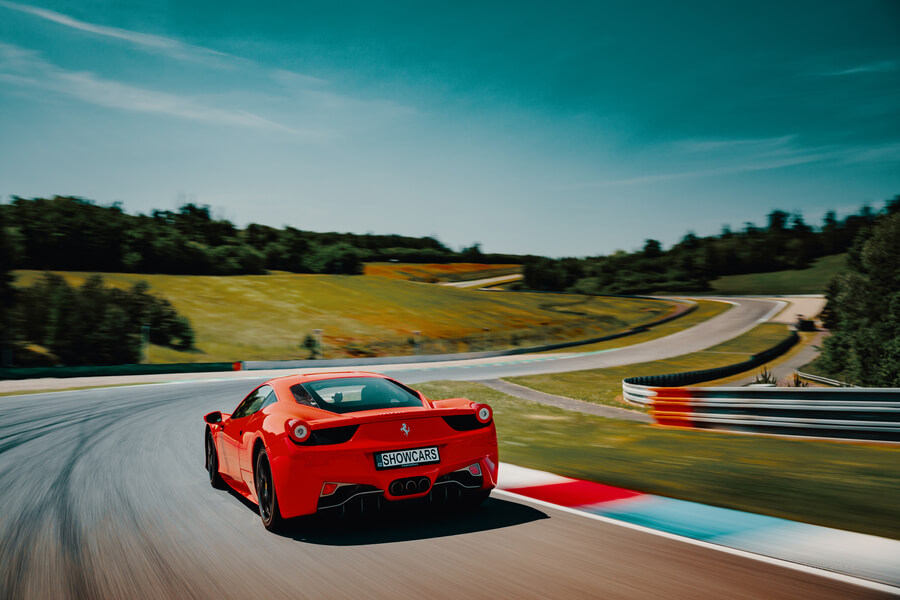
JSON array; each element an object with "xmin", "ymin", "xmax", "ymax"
[
  {"xmin": 0, "ymin": 381, "xmax": 891, "ymax": 599},
  {"xmin": 3, "ymin": 297, "xmax": 890, "ymax": 599}
]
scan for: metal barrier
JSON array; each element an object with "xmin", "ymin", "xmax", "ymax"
[
  {"xmin": 796, "ymin": 371, "xmax": 857, "ymax": 388},
  {"xmin": 624, "ymin": 331, "xmax": 799, "ymax": 391},
  {"xmin": 621, "ymin": 331, "xmax": 899, "ymax": 442},
  {"xmin": 0, "ymin": 361, "xmax": 239, "ymax": 381},
  {"xmin": 623, "ymin": 385, "xmax": 900, "ymax": 442}
]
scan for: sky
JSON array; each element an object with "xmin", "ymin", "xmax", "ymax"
[{"xmin": 1, "ymin": 0, "xmax": 899, "ymax": 257}]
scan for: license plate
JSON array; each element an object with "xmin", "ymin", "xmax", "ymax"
[{"xmin": 375, "ymin": 446, "xmax": 440, "ymax": 470}]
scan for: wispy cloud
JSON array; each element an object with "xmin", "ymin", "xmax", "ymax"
[
  {"xmin": 0, "ymin": 43, "xmax": 325, "ymax": 137},
  {"xmin": 673, "ymin": 135, "xmax": 797, "ymax": 154},
  {"xmin": 559, "ymin": 135, "xmax": 900, "ymax": 190},
  {"xmin": 594, "ymin": 153, "xmax": 833, "ymax": 187},
  {"xmin": 819, "ymin": 60, "xmax": 897, "ymax": 77},
  {"xmin": 0, "ymin": 0, "xmax": 239, "ymax": 67},
  {"xmin": 1, "ymin": 1, "xmax": 332, "ymax": 98}
]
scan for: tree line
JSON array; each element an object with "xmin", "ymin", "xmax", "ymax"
[
  {"xmin": 0, "ymin": 196, "xmax": 533, "ymax": 276},
  {"xmin": 816, "ymin": 208, "xmax": 900, "ymax": 386},
  {"xmin": 1, "ymin": 271, "xmax": 195, "ymax": 367},
  {"xmin": 523, "ymin": 198, "xmax": 899, "ymax": 295}
]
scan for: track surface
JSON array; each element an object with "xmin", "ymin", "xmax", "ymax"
[
  {"xmin": 0, "ymin": 382, "xmax": 889, "ymax": 599},
  {"xmin": 3, "ymin": 297, "xmax": 888, "ymax": 599}
]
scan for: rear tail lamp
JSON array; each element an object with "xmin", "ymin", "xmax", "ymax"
[
  {"xmin": 473, "ymin": 403, "xmax": 492, "ymax": 424},
  {"xmin": 286, "ymin": 419, "xmax": 311, "ymax": 443},
  {"xmin": 321, "ymin": 482, "xmax": 340, "ymax": 497}
]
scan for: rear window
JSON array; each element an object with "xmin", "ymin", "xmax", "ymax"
[{"xmin": 291, "ymin": 377, "xmax": 423, "ymax": 414}]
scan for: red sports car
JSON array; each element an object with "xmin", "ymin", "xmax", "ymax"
[{"xmin": 204, "ymin": 371, "xmax": 498, "ymax": 531}]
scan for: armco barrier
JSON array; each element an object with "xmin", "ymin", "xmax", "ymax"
[
  {"xmin": 796, "ymin": 371, "xmax": 857, "ymax": 388},
  {"xmin": 623, "ymin": 331, "xmax": 799, "ymax": 395},
  {"xmin": 637, "ymin": 386, "xmax": 900, "ymax": 442},
  {"xmin": 0, "ymin": 362, "xmax": 238, "ymax": 381},
  {"xmin": 622, "ymin": 329, "xmax": 899, "ymax": 441}
]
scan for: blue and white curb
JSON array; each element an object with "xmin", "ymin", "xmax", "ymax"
[{"xmin": 496, "ymin": 463, "xmax": 900, "ymax": 589}]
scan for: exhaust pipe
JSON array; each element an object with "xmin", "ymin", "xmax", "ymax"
[{"xmin": 389, "ymin": 477, "xmax": 432, "ymax": 497}]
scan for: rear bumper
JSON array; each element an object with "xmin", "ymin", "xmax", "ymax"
[{"xmin": 270, "ymin": 426, "xmax": 498, "ymax": 519}]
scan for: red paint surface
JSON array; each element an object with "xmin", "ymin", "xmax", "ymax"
[{"xmin": 506, "ymin": 480, "xmax": 643, "ymax": 507}]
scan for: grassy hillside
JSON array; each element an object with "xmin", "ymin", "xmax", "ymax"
[
  {"xmin": 708, "ymin": 253, "xmax": 847, "ymax": 295},
  {"xmin": 13, "ymin": 271, "xmax": 676, "ymax": 363},
  {"xmin": 364, "ymin": 262, "xmax": 520, "ymax": 283}
]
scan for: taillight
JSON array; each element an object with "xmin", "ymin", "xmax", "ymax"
[
  {"xmin": 472, "ymin": 403, "xmax": 492, "ymax": 424},
  {"xmin": 286, "ymin": 419, "xmax": 311, "ymax": 443}
]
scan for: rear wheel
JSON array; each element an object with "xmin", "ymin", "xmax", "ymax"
[
  {"xmin": 205, "ymin": 430, "xmax": 226, "ymax": 489},
  {"xmin": 255, "ymin": 449, "xmax": 286, "ymax": 532}
]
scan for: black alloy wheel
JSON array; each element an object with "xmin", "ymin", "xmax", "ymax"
[
  {"xmin": 255, "ymin": 449, "xmax": 285, "ymax": 532},
  {"xmin": 206, "ymin": 431, "xmax": 226, "ymax": 489}
]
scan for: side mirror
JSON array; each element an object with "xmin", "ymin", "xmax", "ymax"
[{"xmin": 204, "ymin": 411, "xmax": 223, "ymax": 425}]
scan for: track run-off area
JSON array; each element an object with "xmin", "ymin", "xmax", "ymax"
[{"xmin": 1, "ymin": 297, "xmax": 895, "ymax": 599}]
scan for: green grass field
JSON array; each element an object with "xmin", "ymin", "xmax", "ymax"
[
  {"xmin": 417, "ymin": 380, "xmax": 900, "ymax": 539},
  {"xmin": 13, "ymin": 271, "xmax": 677, "ymax": 362},
  {"xmin": 510, "ymin": 322, "xmax": 792, "ymax": 411},
  {"xmin": 542, "ymin": 299, "xmax": 730, "ymax": 353},
  {"xmin": 708, "ymin": 253, "xmax": 847, "ymax": 295}
]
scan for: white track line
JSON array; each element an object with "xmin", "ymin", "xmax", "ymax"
[{"xmin": 492, "ymin": 489, "xmax": 900, "ymax": 595}]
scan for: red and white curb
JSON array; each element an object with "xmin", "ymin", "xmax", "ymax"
[{"xmin": 495, "ymin": 463, "xmax": 900, "ymax": 592}]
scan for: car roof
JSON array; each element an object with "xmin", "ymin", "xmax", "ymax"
[{"xmin": 266, "ymin": 371, "xmax": 392, "ymax": 395}]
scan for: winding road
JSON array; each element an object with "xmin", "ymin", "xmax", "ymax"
[{"xmin": 2, "ymin": 297, "xmax": 892, "ymax": 598}]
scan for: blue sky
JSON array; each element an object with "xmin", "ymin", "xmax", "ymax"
[{"xmin": 1, "ymin": 0, "xmax": 898, "ymax": 257}]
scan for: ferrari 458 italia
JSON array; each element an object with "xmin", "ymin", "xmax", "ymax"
[{"xmin": 204, "ymin": 371, "xmax": 498, "ymax": 531}]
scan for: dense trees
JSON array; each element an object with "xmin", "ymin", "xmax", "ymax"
[
  {"xmin": 1, "ymin": 196, "xmax": 529, "ymax": 275},
  {"xmin": 10, "ymin": 274, "xmax": 194, "ymax": 366},
  {"xmin": 816, "ymin": 203, "xmax": 900, "ymax": 386},
  {"xmin": 0, "ymin": 208, "xmax": 15, "ymax": 366},
  {"xmin": 523, "ymin": 201, "xmax": 893, "ymax": 295}
]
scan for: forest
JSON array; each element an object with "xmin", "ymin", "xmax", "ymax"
[
  {"xmin": 1, "ymin": 195, "xmax": 898, "ymax": 379},
  {"xmin": 815, "ymin": 208, "xmax": 900, "ymax": 386},
  {"xmin": 523, "ymin": 199, "xmax": 898, "ymax": 295},
  {"xmin": 0, "ymin": 196, "xmax": 532, "ymax": 276}
]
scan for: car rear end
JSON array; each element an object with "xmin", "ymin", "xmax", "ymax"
[{"xmin": 270, "ymin": 404, "xmax": 498, "ymax": 519}]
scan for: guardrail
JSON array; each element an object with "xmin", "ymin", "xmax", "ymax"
[
  {"xmin": 621, "ymin": 330, "xmax": 900, "ymax": 442},
  {"xmin": 796, "ymin": 371, "xmax": 857, "ymax": 388},
  {"xmin": 0, "ymin": 361, "xmax": 240, "ymax": 381},
  {"xmin": 631, "ymin": 386, "xmax": 900, "ymax": 442},
  {"xmin": 623, "ymin": 331, "xmax": 799, "ymax": 396}
]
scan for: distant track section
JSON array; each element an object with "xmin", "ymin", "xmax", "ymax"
[
  {"xmin": 0, "ymin": 298, "xmax": 780, "ymax": 394},
  {"xmin": 440, "ymin": 273, "xmax": 523, "ymax": 288}
]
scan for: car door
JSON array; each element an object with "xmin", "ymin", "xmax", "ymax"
[
  {"xmin": 237, "ymin": 388, "xmax": 278, "ymax": 489},
  {"xmin": 221, "ymin": 386, "xmax": 271, "ymax": 480}
]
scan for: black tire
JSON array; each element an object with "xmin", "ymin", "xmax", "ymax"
[
  {"xmin": 205, "ymin": 430, "xmax": 227, "ymax": 489},
  {"xmin": 255, "ymin": 449, "xmax": 286, "ymax": 532}
]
